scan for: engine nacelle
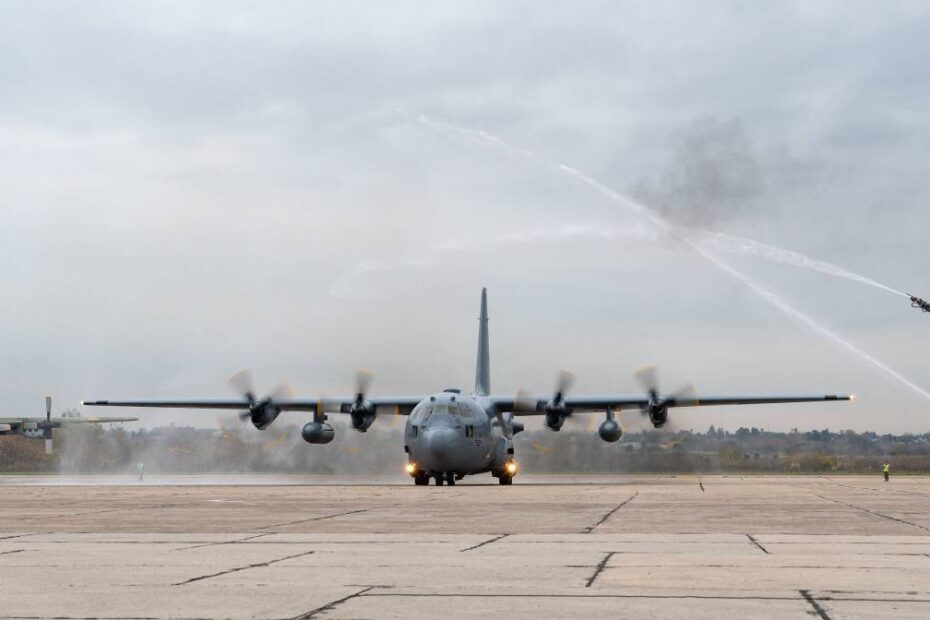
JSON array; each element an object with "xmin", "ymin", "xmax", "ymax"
[
  {"xmin": 349, "ymin": 402, "xmax": 376, "ymax": 432},
  {"xmin": 250, "ymin": 401, "xmax": 281, "ymax": 430},
  {"xmin": 649, "ymin": 406, "xmax": 668, "ymax": 428},
  {"xmin": 302, "ymin": 422, "xmax": 335, "ymax": 444},
  {"xmin": 544, "ymin": 412, "xmax": 566, "ymax": 431},
  {"xmin": 598, "ymin": 419, "xmax": 622, "ymax": 443}
]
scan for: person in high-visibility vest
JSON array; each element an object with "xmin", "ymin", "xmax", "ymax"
[{"xmin": 882, "ymin": 462, "xmax": 890, "ymax": 482}]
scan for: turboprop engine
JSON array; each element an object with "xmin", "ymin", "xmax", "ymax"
[
  {"xmin": 229, "ymin": 371, "xmax": 288, "ymax": 430},
  {"xmin": 345, "ymin": 371, "xmax": 376, "ymax": 432},
  {"xmin": 544, "ymin": 370, "xmax": 574, "ymax": 431}
]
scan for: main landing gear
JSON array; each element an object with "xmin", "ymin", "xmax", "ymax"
[{"xmin": 430, "ymin": 472, "xmax": 456, "ymax": 486}]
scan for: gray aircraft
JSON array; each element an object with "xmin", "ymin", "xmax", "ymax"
[
  {"xmin": 83, "ymin": 289, "xmax": 853, "ymax": 485},
  {"xmin": 1, "ymin": 397, "xmax": 137, "ymax": 454}
]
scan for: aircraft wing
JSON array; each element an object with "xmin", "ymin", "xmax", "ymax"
[
  {"xmin": 0, "ymin": 416, "xmax": 138, "ymax": 429},
  {"xmin": 492, "ymin": 393, "xmax": 853, "ymax": 414},
  {"xmin": 53, "ymin": 416, "xmax": 139, "ymax": 425},
  {"xmin": 82, "ymin": 397, "xmax": 425, "ymax": 415}
]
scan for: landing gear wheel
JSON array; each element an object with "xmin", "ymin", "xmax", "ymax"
[
  {"xmin": 433, "ymin": 474, "xmax": 445, "ymax": 486},
  {"xmin": 498, "ymin": 475, "xmax": 513, "ymax": 486},
  {"xmin": 445, "ymin": 472, "xmax": 456, "ymax": 486},
  {"xmin": 414, "ymin": 474, "xmax": 429, "ymax": 486}
]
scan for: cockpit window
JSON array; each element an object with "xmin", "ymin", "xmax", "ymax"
[{"xmin": 419, "ymin": 403, "xmax": 475, "ymax": 418}]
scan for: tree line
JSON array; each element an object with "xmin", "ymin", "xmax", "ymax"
[{"xmin": 2, "ymin": 420, "xmax": 929, "ymax": 474}]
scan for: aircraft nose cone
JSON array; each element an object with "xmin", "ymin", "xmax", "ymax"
[{"xmin": 422, "ymin": 427, "xmax": 458, "ymax": 463}]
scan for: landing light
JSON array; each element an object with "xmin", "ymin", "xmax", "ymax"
[
  {"xmin": 850, "ymin": 394, "xmax": 858, "ymax": 401},
  {"xmin": 505, "ymin": 461, "xmax": 518, "ymax": 475},
  {"xmin": 405, "ymin": 462, "xmax": 417, "ymax": 476}
]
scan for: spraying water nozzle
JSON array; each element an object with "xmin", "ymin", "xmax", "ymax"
[{"xmin": 909, "ymin": 295, "xmax": 930, "ymax": 313}]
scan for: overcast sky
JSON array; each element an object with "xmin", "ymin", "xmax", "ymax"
[{"xmin": 1, "ymin": 1, "xmax": 928, "ymax": 433}]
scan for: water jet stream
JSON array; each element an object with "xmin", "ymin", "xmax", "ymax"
[{"xmin": 413, "ymin": 113, "xmax": 930, "ymax": 403}]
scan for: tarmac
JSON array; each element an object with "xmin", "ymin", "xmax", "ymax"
[{"xmin": 1, "ymin": 474, "xmax": 929, "ymax": 619}]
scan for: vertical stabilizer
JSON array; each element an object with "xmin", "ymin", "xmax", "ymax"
[{"xmin": 475, "ymin": 288, "xmax": 490, "ymax": 396}]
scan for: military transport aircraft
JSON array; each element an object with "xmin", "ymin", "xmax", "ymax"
[
  {"xmin": 84, "ymin": 289, "xmax": 853, "ymax": 485},
  {"xmin": 1, "ymin": 397, "xmax": 137, "ymax": 454}
]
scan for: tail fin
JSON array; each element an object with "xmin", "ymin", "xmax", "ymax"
[{"xmin": 475, "ymin": 288, "xmax": 490, "ymax": 396}]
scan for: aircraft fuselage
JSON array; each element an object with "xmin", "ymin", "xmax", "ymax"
[{"xmin": 404, "ymin": 391, "xmax": 512, "ymax": 484}]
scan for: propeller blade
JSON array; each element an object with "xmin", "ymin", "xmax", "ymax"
[
  {"xmin": 555, "ymin": 369, "xmax": 575, "ymax": 399},
  {"xmin": 267, "ymin": 381, "xmax": 294, "ymax": 402},
  {"xmin": 228, "ymin": 370, "xmax": 256, "ymax": 401},
  {"xmin": 501, "ymin": 411, "xmax": 514, "ymax": 440},
  {"xmin": 669, "ymin": 383, "xmax": 699, "ymax": 405},
  {"xmin": 513, "ymin": 387, "xmax": 537, "ymax": 412},
  {"xmin": 355, "ymin": 369, "xmax": 373, "ymax": 398},
  {"xmin": 44, "ymin": 396, "xmax": 53, "ymax": 440},
  {"xmin": 634, "ymin": 365, "xmax": 659, "ymax": 398}
]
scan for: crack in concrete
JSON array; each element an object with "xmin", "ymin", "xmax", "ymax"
[
  {"xmin": 746, "ymin": 534, "xmax": 769, "ymax": 554},
  {"xmin": 259, "ymin": 508, "xmax": 371, "ymax": 530},
  {"xmin": 460, "ymin": 534, "xmax": 509, "ymax": 552},
  {"xmin": 584, "ymin": 492, "xmax": 638, "ymax": 533},
  {"xmin": 288, "ymin": 586, "xmax": 376, "ymax": 619},
  {"xmin": 818, "ymin": 477, "xmax": 930, "ymax": 498},
  {"xmin": 800, "ymin": 589, "xmax": 832, "ymax": 619},
  {"xmin": 816, "ymin": 494, "xmax": 930, "ymax": 532},
  {"xmin": 0, "ymin": 534, "xmax": 35, "ymax": 541},
  {"xmin": 172, "ymin": 550, "xmax": 314, "ymax": 586},
  {"xmin": 176, "ymin": 533, "xmax": 272, "ymax": 550},
  {"xmin": 585, "ymin": 551, "xmax": 616, "ymax": 587},
  {"xmin": 0, "ymin": 549, "xmax": 25, "ymax": 555}
]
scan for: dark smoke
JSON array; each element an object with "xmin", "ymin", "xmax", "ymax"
[{"xmin": 632, "ymin": 117, "xmax": 766, "ymax": 226}]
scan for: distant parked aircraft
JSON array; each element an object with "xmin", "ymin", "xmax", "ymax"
[{"xmin": 1, "ymin": 397, "xmax": 137, "ymax": 453}]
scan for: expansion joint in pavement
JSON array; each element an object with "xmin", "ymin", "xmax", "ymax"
[
  {"xmin": 288, "ymin": 586, "xmax": 377, "ymax": 619},
  {"xmin": 173, "ymin": 550, "xmax": 315, "ymax": 586},
  {"xmin": 799, "ymin": 589, "xmax": 832, "ymax": 619},
  {"xmin": 585, "ymin": 551, "xmax": 616, "ymax": 587},
  {"xmin": 259, "ymin": 508, "xmax": 373, "ymax": 530},
  {"xmin": 460, "ymin": 533, "xmax": 509, "ymax": 552},
  {"xmin": 815, "ymin": 494, "xmax": 930, "ymax": 532},
  {"xmin": 584, "ymin": 491, "xmax": 639, "ymax": 533},
  {"xmin": 746, "ymin": 534, "xmax": 769, "ymax": 554}
]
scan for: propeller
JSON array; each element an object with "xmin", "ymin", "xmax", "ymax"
[
  {"xmin": 44, "ymin": 396, "xmax": 53, "ymax": 455},
  {"xmin": 228, "ymin": 370, "xmax": 290, "ymax": 430},
  {"xmin": 347, "ymin": 370, "xmax": 377, "ymax": 432},
  {"xmin": 544, "ymin": 369, "xmax": 575, "ymax": 430},
  {"xmin": 634, "ymin": 365, "xmax": 696, "ymax": 429}
]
